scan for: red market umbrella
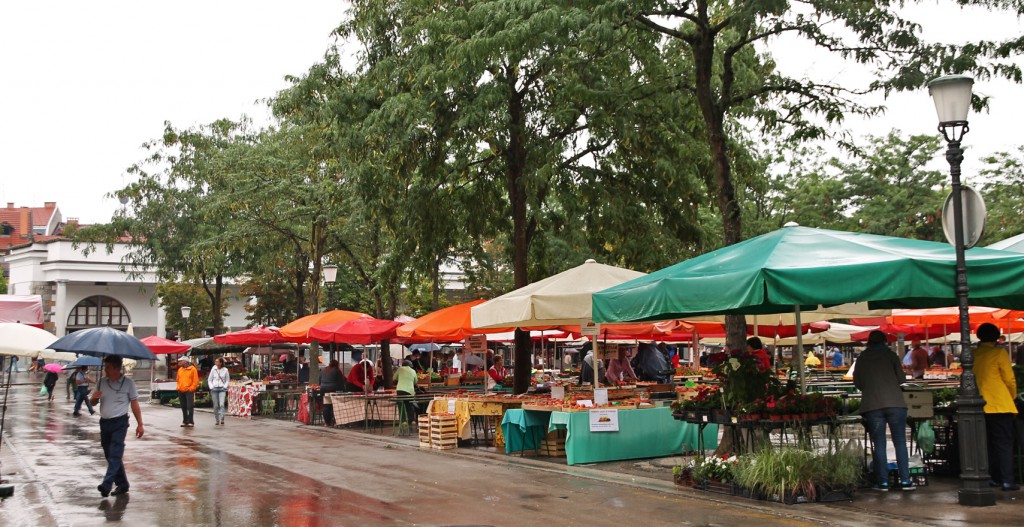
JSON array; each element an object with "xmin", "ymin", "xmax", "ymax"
[
  {"xmin": 214, "ymin": 326, "xmax": 288, "ymax": 346},
  {"xmin": 308, "ymin": 316, "xmax": 403, "ymax": 345},
  {"xmin": 139, "ymin": 335, "xmax": 192, "ymax": 355}
]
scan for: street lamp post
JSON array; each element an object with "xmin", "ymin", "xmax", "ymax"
[
  {"xmin": 928, "ymin": 75, "xmax": 995, "ymax": 507},
  {"xmin": 322, "ymin": 264, "xmax": 338, "ymax": 312},
  {"xmin": 181, "ymin": 306, "xmax": 191, "ymax": 342}
]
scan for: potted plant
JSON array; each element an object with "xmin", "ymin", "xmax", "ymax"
[
  {"xmin": 732, "ymin": 447, "xmax": 817, "ymax": 504},
  {"xmin": 813, "ymin": 448, "xmax": 862, "ymax": 501}
]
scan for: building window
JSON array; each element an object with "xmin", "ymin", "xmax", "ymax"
[{"xmin": 67, "ymin": 295, "xmax": 131, "ymax": 331}]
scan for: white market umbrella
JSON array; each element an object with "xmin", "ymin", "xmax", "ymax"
[
  {"xmin": 471, "ymin": 259, "xmax": 646, "ymax": 328},
  {"xmin": 471, "ymin": 259, "xmax": 646, "ymax": 390},
  {"xmin": 0, "ymin": 323, "xmax": 58, "ymax": 358},
  {"xmin": 37, "ymin": 349, "xmax": 79, "ymax": 362}
]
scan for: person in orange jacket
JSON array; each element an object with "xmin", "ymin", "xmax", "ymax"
[{"xmin": 176, "ymin": 356, "xmax": 199, "ymax": 428}]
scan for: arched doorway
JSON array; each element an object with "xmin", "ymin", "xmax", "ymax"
[{"xmin": 66, "ymin": 295, "xmax": 131, "ymax": 332}]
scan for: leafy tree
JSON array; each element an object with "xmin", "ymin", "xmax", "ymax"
[
  {"xmin": 156, "ymin": 282, "xmax": 218, "ymax": 340},
  {"xmin": 839, "ymin": 132, "xmax": 946, "ymax": 240},
  {"xmin": 0, "ymin": 270, "xmax": 7, "ymax": 294},
  {"xmin": 978, "ymin": 145, "xmax": 1024, "ymax": 243},
  {"xmin": 340, "ymin": 0, "xmax": 713, "ymax": 392},
  {"xmin": 621, "ymin": 0, "xmax": 1023, "ymax": 350},
  {"xmin": 75, "ymin": 119, "xmax": 252, "ymax": 334}
]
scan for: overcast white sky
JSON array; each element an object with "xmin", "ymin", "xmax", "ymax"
[
  {"xmin": 0, "ymin": 2, "xmax": 1020, "ymax": 225},
  {"xmin": 0, "ymin": 1, "xmax": 347, "ymax": 224}
]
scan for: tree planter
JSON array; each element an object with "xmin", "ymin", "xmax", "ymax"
[{"xmin": 695, "ymin": 480, "xmax": 735, "ymax": 496}]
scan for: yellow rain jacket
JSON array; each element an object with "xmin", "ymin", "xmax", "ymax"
[{"xmin": 974, "ymin": 342, "xmax": 1018, "ymax": 414}]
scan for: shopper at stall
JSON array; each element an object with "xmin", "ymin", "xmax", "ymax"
[
  {"xmin": 605, "ymin": 348, "xmax": 638, "ymax": 385},
  {"xmin": 321, "ymin": 360, "xmax": 343, "ymax": 392},
  {"xmin": 908, "ymin": 340, "xmax": 930, "ymax": 379},
  {"xmin": 487, "ymin": 356, "xmax": 507, "ymax": 390},
  {"xmin": 853, "ymin": 330, "xmax": 913, "ymax": 491},
  {"xmin": 89, "ymin": 355, "xmax": 144, "ymax": 497},
  {"xmin": 207, "ymin": 356, "xmax": 230, "ymax": 426},
  {"xmin": 974, "ymin": 323, "xmax": 1019, "ymax": 491},
  {"xmin": 347, "ymin": 352, "xmax": 375, "ymax": 393},
  {"xmin": 830, "ymin": 346, "xmax": 844, "ymax": 368},
  {"xmin": 72, "ymin": 366, "xmax": 96, "ymax": 417},
  {"xmin": 394, "ymin": 360, "xmax": 418, "ymax": 424},
  {"xmin": 176, "ymin": 357, "xmax": 199, "ymax": 428},
  {"xmin": 297, "ymin": 356, "xmax": 310, "ymax": 384},
  {"xmin": 930, "ymin": 345, "xmax": 947, "ymax": 368},
  {"xmin": 579, "ymin": 344, "xmax": 604, "ymax": 385}
]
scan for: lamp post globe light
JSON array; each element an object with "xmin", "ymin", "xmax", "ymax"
[
  {"xmin": 928, "ymin": 74, "xmax": 995, "ymax": 507},
  {"xmin": 181, "ymin": 306, "xmax": 191, "ymax": 341},
  {"xmin": 322, "ymin": 264, "xmax": 338, "ymax": 313}
]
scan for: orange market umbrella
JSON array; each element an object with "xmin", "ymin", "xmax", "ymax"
[
  {"xmin": 308, "ymin": 316, "xmax": 403, "ymax": 344},
  {"xmin": 396, "ymin": 300, "xmax": 515, "ymax": 342},
  {"xmin": 278, "ymin": 309, "xmax": 369, "ymax": 343}
]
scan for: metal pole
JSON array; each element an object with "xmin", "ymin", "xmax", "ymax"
[{"xmin": 944, "ymin": 131, "xmax": 995, "ymax": 506}]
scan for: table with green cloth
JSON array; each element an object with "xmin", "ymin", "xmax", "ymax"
[{"xmin": 501, "ymin": 406, "xmax": 718, "ymax": 465}]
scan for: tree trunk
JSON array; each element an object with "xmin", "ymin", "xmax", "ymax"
[
  {"xmin": 380, "ymin": 338, "xmax": 394, "ymax": 389},
  {"xmin": 692, "ymin": 19, "xmax": 746, "ymax": 352},
  {"xmin": 507, "ymin": 81, "xmax": 532, "ymax": 395},
  {"xmin": 309, "ymin": 341, "xmax": 320, "ymax": 385}
]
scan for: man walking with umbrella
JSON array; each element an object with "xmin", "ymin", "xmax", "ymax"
[{"xmin": 89, "ymin": 355, "xmax": 144, "ymax": 497}]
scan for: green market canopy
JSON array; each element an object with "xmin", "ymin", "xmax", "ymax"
[{"xmin": 593, "ymin": 225, "xmax": 1024, "ymax": 323}]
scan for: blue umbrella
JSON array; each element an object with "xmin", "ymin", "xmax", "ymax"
[
  {"xmin": 63, "ymin": 355, "xmax": 104, "ymax": 369},
  {"xmin": 409, "ymin": 343, "xmax": 441, "ymax": 353},
  {"xmin": 47, "ymin": 327, "xmax": 157, "ymax": 361}
]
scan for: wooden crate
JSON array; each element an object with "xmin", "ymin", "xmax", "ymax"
[
  {"xmin": 541, "ymin": 429, "xmax": 567, "ymax": 457},
  {"xmin": 430, "ymin": 414, "xmax": 458, "ymax": 450},
  {"xmin": 418, "ymin": 415, "xmax": 432, "ymax": 447}
]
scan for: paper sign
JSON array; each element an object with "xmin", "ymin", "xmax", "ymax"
[
  {"xmin": 576, "ymin": 399, "xmax": 594, "ymax": 408},
  {"xmin": 551, "ymin": 385, "xmax": 565, "ymax": 400},
  {"xmin": 581, "ymin": 322, "xmax": 600, "ymax": 338},
  {"xmin": 595, "ymin": 342, "xmax": 620, "ymax": 360},
  {"xmin": 463, "ymin": 334, "xmax": 488, "ymax": 354},
  {"xmin": 589, "ymin": 408, "xmax": 619, "ymax": 432},
  {"xmin": 593, "ymin": 388, "xmax": 609, "ymax": 406},
  {"xmin": 447, "ymin": 399, "xmax": 456, "ymax": 415}
]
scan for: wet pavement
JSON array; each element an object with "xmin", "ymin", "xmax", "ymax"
[{"xmin": 1, "ymin": 372, "xmax": 1022, "ymax": 526}]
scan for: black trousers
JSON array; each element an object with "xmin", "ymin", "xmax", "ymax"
[
  {"xmin": 986, "ymin": 413, "xmax": 1017, "ymax": 486},
  {"xmin": 179, "ymin": 391, "xmax": 195, "ymax": 425}
]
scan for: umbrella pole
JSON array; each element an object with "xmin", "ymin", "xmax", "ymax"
[{"xmin": 795, "ymin": 306, "xmax": 806, "ymax": 393}]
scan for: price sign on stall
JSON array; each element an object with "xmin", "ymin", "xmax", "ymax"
[{"xmin": 463, "ymin": 334, "xmax": 488, "ymax": 354}]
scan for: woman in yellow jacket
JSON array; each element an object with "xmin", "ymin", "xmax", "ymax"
[
  {"xmin": 974, "ymin": 323, "xmax": 1019, "ymax": 491},
  {"xmin": 176, "ymin": 357, "xmax": 199, "ymax": 428}
]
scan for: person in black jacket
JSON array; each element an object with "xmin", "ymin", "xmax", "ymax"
[{"xmin": 42, "ymin": 369, "xmax": 59, "ymax": 401}]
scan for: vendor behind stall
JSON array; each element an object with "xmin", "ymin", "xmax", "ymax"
[
  {"xmin": 347, "ymin": 351, "xmax": 375, "ymax": 393},
  {"xmin": 605, "ymin": 347, "xmax": 638, "ymax": 385},
  {"xmin": 487, "ymin": 356, "xmax": 507, "ymax": 390}
]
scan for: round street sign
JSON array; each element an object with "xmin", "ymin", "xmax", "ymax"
[{"xmin": 942, "ymin": 186, "xmax": 987, "ymax": 249}]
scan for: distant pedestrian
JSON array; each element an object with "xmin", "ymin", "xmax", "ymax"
[
  {"xmin": 854, "ymin": 330, "xmax": 913, "ymax": 491},
  {"xmin": 908, "ymin": 340, "xmax": 929, "ymax": 379},
  {"xmin": 207, "ymin": 357, "xmax": 230, "ymax": 426},
  {"xmin": 176, "ymin": 357, "xmax": 198, "ymax": 427},
  {"xmin": 7, "ymin": 356, "xmax": 21, "ymax": 373},
  {"xmin": 66, "ymin": 370, "xmax": 76, "ymax": 400},
  {"xmin": 89, "ymin": 355, "xmax": 144, "ymax": 497},
  {"xmin": 830, "ymin": 347, "xmax": 844, "ymax": 368},
  {"xmin": 42, "ymin": 369, "xmax": 59, "ymax": 401},
  {"xmin": 73, "ymin": 366, "xmax": 96, "ymax": 417}
]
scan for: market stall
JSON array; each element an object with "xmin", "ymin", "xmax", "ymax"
[{"xmin": 501, "ymin": 406, "xmax": 717, "ymax": 465}]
